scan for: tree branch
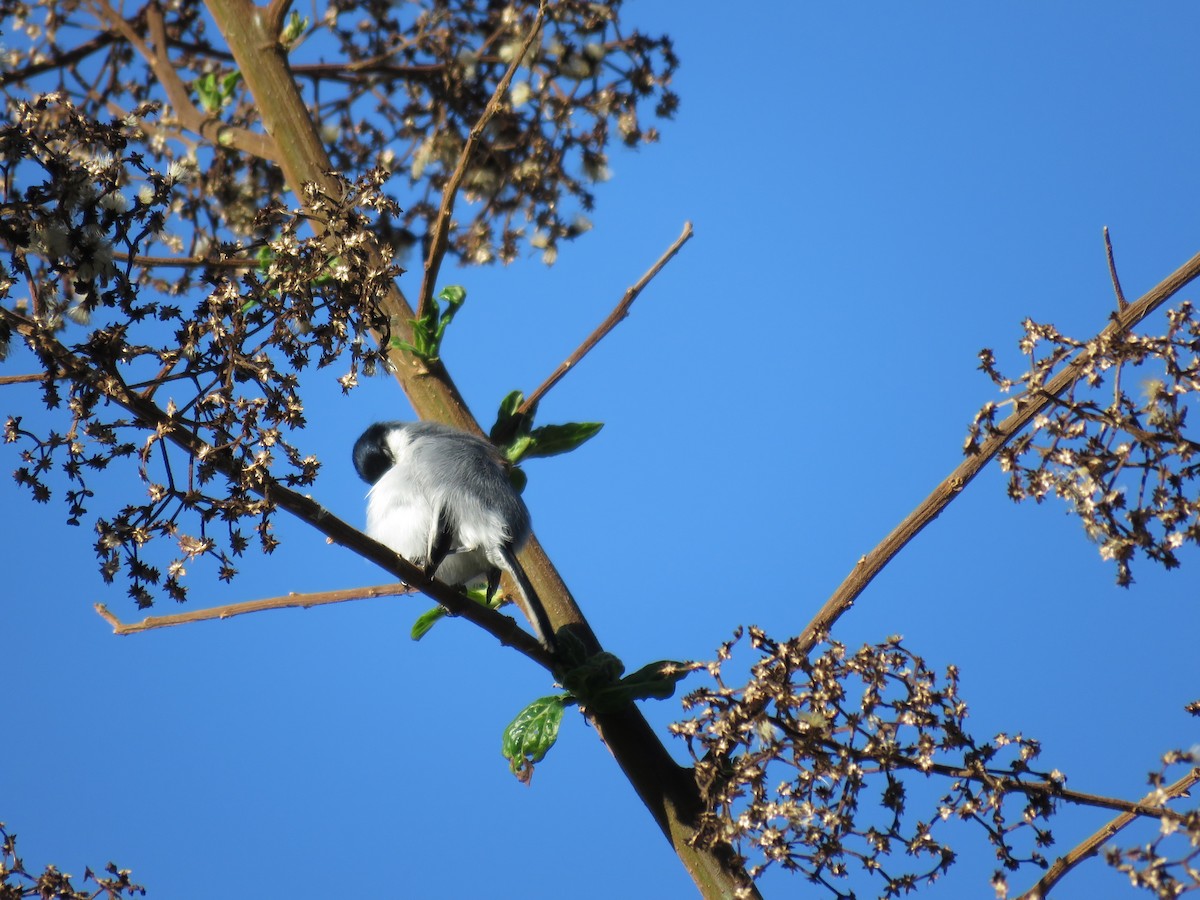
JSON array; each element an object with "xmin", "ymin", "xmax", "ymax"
[
  {"xmin": 797, "ymin": 245, "xmax": 1200, "ymax": 655},
  {"xmin": 86, "ymin": 0, "xmax": 279, "ymax": 161},
  {"xmin": 1104, "ymin": 226, "xmax": 1128, "ymax": 311},
  {"xmin": 417, "ymin": 2, "xmax": 546, "ymax": 320},
  {"xmin": 0, "ymin": 306, "xmax": 552, "ymax": 669},
  {"xmin": 111, "ymin": 251, "xmax": 261, "ymax": 269},
  {"xmin": 518, "ymin": 220, "xmax": 694, "ymax": 416},
  {"xmin": 1017, "ymin": 765, "xmax": 1200, "ymax": 900},
  {"xmin": 161, "ymin": 7, "xmax": 760, "ymax": 891},
  {"xmin": 0, "ymin": 374, "xmax": 44, "ymax": 386},
  {"xmin": 94, "ymin": 583, "xmax": 415, "ymax": 634}
]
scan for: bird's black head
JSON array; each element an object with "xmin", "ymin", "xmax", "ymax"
[{"xmin": 352, "ymin": 421, "xmax": 404, "ymax": 484}]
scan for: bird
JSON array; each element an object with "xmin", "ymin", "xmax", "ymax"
[{"xmin": 352, "ymin": 420, "xmax": 554, "ymax": 648}]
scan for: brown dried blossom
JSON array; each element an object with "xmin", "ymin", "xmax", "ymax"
[
  {"xmin": 0, "ymin": 822, "xmax": 145, "ymax": 899},
  {"xmin": 1, "ymin": 0, "xmax": 678, "ymax": 269},
  {"xmin": 965, "ymin": 305, "xmax": 1200, "ymax": 585},
  {"xmin": 2, "ymin": 95, "xmax": 396, "ymax": 605},
  {"xmin": 672, "ymin": 628, "xmax": 1061, "ymax": 899},
  {"xmin": 1103, "ymin": 751, "xmax": 1200, "ymax": 899},
  {"xmin": 0, "ymin": 0, "xmax": 675, "ymax": 608}
]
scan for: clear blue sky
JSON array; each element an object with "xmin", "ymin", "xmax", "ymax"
[{"xmin": 3, "ymin": 3, "xmax": 1199, "ymax": 898}]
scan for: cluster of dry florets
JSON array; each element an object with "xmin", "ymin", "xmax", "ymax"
[
  {"xmin": 966, "ymin": 306, "xmax": 1200, "ymax": 585},
  {"xmin": 2, "ymin": 0, "xmax": 678, "ymax": 268},
  {"xmin": 2, "ymin": 95, "xmax": 395, "ymax": 605},
  {"xmin": 1103, "ymin": 750, "xmax": 1200, "ymax": 899},
  {"xmin": 0, "ymin": 821, "xmax": 144, "ymax": 899},
  {"xmin": 672, "ymin": 628, "xmax": 1060, "ymax": 898}
]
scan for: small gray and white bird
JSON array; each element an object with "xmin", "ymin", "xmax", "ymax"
[{"xmin": 352, "ymin": 420, "xmax": 554, "ymax": 648}]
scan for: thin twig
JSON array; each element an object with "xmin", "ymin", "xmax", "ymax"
[
  {"xmin": 112, "ymin": 251, "xmax": 261, "ymax": 269},
  {"xmin": 1017, "ymin": 766, "xmax": 1200, "ymax": 900},
  {"xmin": 1104, "ymin": 226, "xmax": 1128, "ymax": 311},
  {"xmin": 417, "ymin": 2, "xmax": 546, "ymax": 320},
  {"xmin": 0, "ymin": 374, "xmax": 44, "ymax": 386},
  {"xmin": 797, "ymin": 246, "xmax": 1200, "ymax": 655},
  {"xmin": 518, "ymin": 221, "xmax": 694, "ymax": 416},
  {"xmin": 94, "ymin": 583, "xmax": 415, "ymax": 634}
]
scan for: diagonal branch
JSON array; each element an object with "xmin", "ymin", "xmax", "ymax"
[
  {"xmin": 0, "ymin": 306, "xmax": 552, "ymax": 668},
  {"xmin": 1016, "ymin": 765, "xmax": 1200, "ymax": 900},
  {"xmin": 94, "ymin": 583, "xmax": 415, "ymax": 634},
  {"xmin": 797, "ymin": 245, "xmax": 1200, "ymax": 655},
  {"xmin": 86, "ymin": 0, "xmax": 278, "ymax": 161},
  {"xmin": 417, "ymin": 2, "xmax": 546, "ymax": 320},
  {"xmin": 518, "ymin": 221, "xmax": 693, "ymax": 416}
]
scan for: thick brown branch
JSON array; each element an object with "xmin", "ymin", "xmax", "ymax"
[
  {"xmin": 94, "ymin": 583, "xmax": 415, "ymax": 634},
  {"xmin": 158, "ymin": 8, "xmax": 759, "ymax": 891},
  {"xmin": 798, "ymin": 246, "xmax": 1200, "ymax": 654},
  {"xmin": 0, "ymin": 374, "xmax": 44, "ymax": 386},
  {"xmin": 417, "ymin": 3, "xmax": 546, "ymax": 320},
  {"xmin": 519, "ymin": 221, "xmax": 693, "ymax": 416},
  {"xmin": 1017, "ymin": 766, "xmax": 1200, "ymax": 900}
]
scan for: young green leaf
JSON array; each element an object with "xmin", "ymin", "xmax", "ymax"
[
  {"xmin": 410, "ymin": 605, "xmax": 447, "ymax": 641},
  {"xmin": 280, "ymin": 10, "xmax": 310, "ymax": 48},
  {"xmin": 501, "ymin": 695, "xmax": 566, "ymax": 784},
  {"xmin": 524, "ymin": 422, "xmax": 603, "ymax": 459},
  {"xmin": 616, "ymin": 659, "xmax": 699, "ymax": 701},
  {"xmin": 410, "ymin": 585, "xmax": 495, "ymax": 640}
]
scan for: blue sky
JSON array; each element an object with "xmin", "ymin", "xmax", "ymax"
[{"xmin": 3, "ymin": 3, "xmax": 1199, "ymax": 898}]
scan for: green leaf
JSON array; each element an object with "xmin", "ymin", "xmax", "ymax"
[
  {"xmin": 280, "ymin": 10, "xmax": 310, "ymax": 48},
  {"xmin": 570, "ymin": 659, "xmax": 698, "ymax": 713},
  {"xmin": 194, "ymin": 71, "xmax": 242, "ymax": 113},
  {"xmin": 491, "ymin": 390, "xmax": 526, "ymax": 434},
  {"xmin": 501, "ymin": 695, "xmax": 566, "ymax": 783},
  {"xmin": 410, "ymin": 605, "xmax": 446, "ymax": 641},
  {"xmin": 490, "ymin": 390, "xmax": 536, "ymax": 451},
  {"xmin": 560, "ymin": 651, "xmax": 625, "ymax": 702},
  {"xmin": 411, "ymin": 585, "xmax": 497, "ymax": 639},
  {"xmin": 524, "ymin": 422, "xmax": 603, "ymax": 459},
  {"xmin": 615, "ymin": 659, "xmax": 697, "ymax": 702},
  {"xmin": 438, "ymin": 284, "xmax": 467, "ymax": 307},
  {"xmin": 504, "ymin": 433, "xmax": 535, "ymax": 464},
  {"xmin": 507, "ymin": 465, "xmax": 527, "ymax": 494}
]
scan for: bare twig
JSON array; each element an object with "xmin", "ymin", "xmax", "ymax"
[
  {"xmin": 112, "ymin": 251, "xmax": 261, "ymax": 269},
  {"xmin": 417, "ymin": 2, "xmax": 546, "ymax": 320},
  {"xmin": 0, "ymin": 374, "xmax": 44, "ymax": 386},
  {"xmin": 797, "ymin": 246, "xmax": 1200, "ymax": 655},
  {"xmin": 86, "ymin": 0, "xmax": 278, "ymax": 161},
  {"xmin": 94, "ymin": 583, "xmax": 415, "ymax": 634},
  {"xmin": 1104, "ymin": 226, "xmax": 1128, "ymax": 311},
  {"xmin": 518, "ymin": 221, "xmax": 694, "ymax": 416},
  {"xmin": 1017, "ymin": 766, "xmax": 1200, "ymax": 900}
]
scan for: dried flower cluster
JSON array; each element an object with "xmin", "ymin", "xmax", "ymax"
[
  {"xmin": 1, "ymin": 0, "xmax": 677, "ymax": 268},
  {"xmin": 2, "ymin": 95, "xmax": 395, "ymax": 604},
  {"xmin": 1104, "ymin": 750, "xmax": 1200, "ymax": 899},
  {"xmin": 0, "ymin": 823, "xmax": 144, "ymax": 899},
  {"xmin": 966, "ymin": 306, "xmax": 1200, "ymax": 585},
  {"xmin": 672, "ymin": 629, "xmax": 1061, "ymax": 899}
]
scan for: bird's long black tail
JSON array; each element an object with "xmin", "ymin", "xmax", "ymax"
[{"xmin": 496, "ymin": 545, "xmax": 556, "ymax": 653}]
